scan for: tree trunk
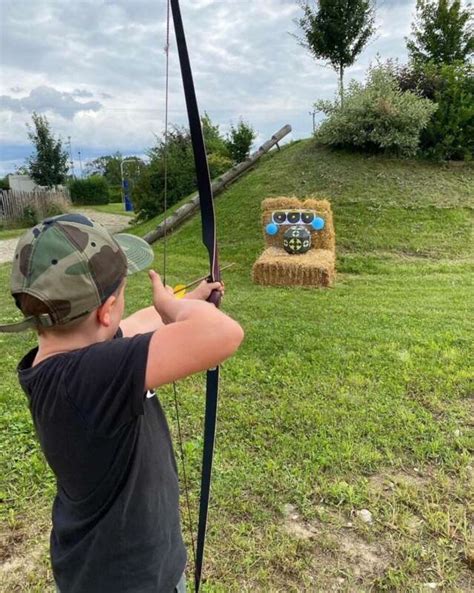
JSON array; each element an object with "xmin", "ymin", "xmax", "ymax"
[{"xmin": 339, "ymin": 64, "xmax": 344, "ymax": 108}]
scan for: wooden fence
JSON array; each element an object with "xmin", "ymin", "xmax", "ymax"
[{"xmin": 0, "ymin": 189, "xmax": 71, "ymax": 224}]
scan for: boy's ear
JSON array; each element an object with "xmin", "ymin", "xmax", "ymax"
[{"xmin": 96, "ymin": 295, "xmax": 117, "ymax": 328}]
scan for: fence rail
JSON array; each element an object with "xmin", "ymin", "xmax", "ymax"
[{"xmin": 0, "ymin": 189, "xmax": 71, "ymax": 224}]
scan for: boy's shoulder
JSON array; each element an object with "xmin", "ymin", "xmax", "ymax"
[{"xmin": 19, "ymin": 330, "xmax": 155, "ymax": 434}]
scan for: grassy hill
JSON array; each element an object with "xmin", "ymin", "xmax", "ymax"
[{"xmin": 0, "ymin": 141, "xmax": 473, "ymax": 592}]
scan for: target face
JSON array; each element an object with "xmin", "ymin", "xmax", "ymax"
[{"xmin": 283, "ymin": 225, "xmax": 311, "ymax": 254}]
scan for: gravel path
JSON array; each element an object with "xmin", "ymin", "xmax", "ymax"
[{"xmin": 0, "ymin": 209, "xmax": 132, "ymax": 265}]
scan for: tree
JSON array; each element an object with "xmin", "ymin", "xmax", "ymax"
[
  {"xmin": 407, "ymin": 0, "xmax": 474, "ymax": 65},
  {"xmin": 26, "ymin": 113, "xmax": 69, "ymax": 187},
  {"xmin": 86, "ymin": 152, "xmax": 144, "ymax": 186},
  {"xmin": 226, "ymin": 120, "xmax": 256, "ymax": 163},
  {"xmin": 296, "ymin": 0, "xmax": 376, "ymax": 105},
  {"xmin": 201, "ymin": 113, "xmax": 229, "ymax": 157}
]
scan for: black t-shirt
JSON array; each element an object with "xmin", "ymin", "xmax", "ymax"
[{"xmin": 17, "ymin": 330, "xmax": 186, "ymax": 593}]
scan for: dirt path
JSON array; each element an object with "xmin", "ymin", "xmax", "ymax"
[{"xmin": 0, "ymin": 210, "xmax": 132, "ymax": 265}]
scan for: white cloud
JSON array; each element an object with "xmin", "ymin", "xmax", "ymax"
[
  {"xmin": 0, "ymin": 0, "xmax": 417, "ymax": 176},
  {"xmin": 0, "ymin": 86, "xmax": 102, "ymax": 118}
]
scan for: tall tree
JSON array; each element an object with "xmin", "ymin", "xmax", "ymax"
[
  {"xmin": 26, "ymin": 112, "xmax": 69, "ymax": 187},
  {"xmin": 27, "ymin": 113, "xmax": 69, "ymax": 187},
  {"xmin": 407, "ymin": 0, "xmax": 474, "ymax": 65},
  {"xmin": 85, "ymin": 152, "xmax": 144, "ymax": 186},
  {"xmin": 296, "ymin": 0, "xmax": 376, "ymax": 105}
]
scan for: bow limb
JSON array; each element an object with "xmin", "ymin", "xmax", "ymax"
[{"xmin": 169, "ymin": 1, "xmax": 221, "ymax": 591}]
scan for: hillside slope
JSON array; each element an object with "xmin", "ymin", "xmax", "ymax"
[{"xmin": 0, "ymin": 141, "xmax": 473, "ymax": 592}]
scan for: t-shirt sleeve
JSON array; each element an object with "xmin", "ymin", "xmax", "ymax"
[{"xmin": 64, "ymin": 332, "xmax": 154, "ymax": 435}]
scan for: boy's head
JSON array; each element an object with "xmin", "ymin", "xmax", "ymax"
[{"xmin": 0, "ymin": 213, "xmax": 153, "ymax": 335}]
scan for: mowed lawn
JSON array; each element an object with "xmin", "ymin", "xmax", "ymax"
[{"xmin": 0, "ymin": 141, "xmax": 473, "ymax": 592}]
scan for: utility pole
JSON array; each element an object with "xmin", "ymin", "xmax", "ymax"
[
  {"xmin": 77, "ymin": 151, "xmax": 83, "ymax": 178},
  {"xmin": 309, "ymin": 110, "xmax": 316, "ymax": 134},
  {"xmin": 67, "ymin": 136, "xmax": 75, "ymax": 178}
]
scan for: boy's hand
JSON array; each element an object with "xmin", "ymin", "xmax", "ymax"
[
  {"xmin": 149, "ymin": 270, "xmax": 175, "ymax": 324},
  {"xmin": 185, "ymin": 280, "xmax": 224, "ymax": 301}
]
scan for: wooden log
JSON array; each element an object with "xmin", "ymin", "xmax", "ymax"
[{"xmin": 144, "ymin": 124, "xmax": 292, "ymax": 245}]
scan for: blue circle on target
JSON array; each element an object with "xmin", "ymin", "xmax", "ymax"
[
  {"xmin": 265, "ymin": 222, "xmax": 279, "ymax": 236},
  {"xmin": 312, "ymin": 217, "xmax": 325, "ymax": 231}
]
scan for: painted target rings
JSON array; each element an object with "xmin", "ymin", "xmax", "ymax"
[{"xmin": 283, "ymin": 225, "xmax": 311, "ymax": 254}]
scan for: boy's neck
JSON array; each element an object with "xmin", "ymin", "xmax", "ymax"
[{"xmin": 34, "ymin": 325, "xmax": 111, "ymax": 365}]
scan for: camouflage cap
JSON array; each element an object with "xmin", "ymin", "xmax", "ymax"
[{"xmin": 0, "ymin": 213, "xmax": 154, "ymax": 333}]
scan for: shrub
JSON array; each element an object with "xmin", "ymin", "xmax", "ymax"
[
  {"xmin": 0, "ymin": 176, "xmax": 9, "ymax": 190},
  {"xmin": 109, "ymin": 185, "xmax": 123, "ymax": 203},
  {"xmin": 21, "ymin": 205, "xmax": 39, "ymax": 227},
  {"xmin": 44, "ymin": 202, "xmax": 65, "ymax": 218},
  {"xmin": 396, "ymin": 63, "xmax": 441, "ymax": 99},
  {"xmin": 225, "ymin": 120, "xmax": 256, "ymax": 163},
  {"xmin": 132, "ymin": 127, "xmax": 196, "ymax": 220},
  {"xmin": 315, "ymin": 63, "xmax": 437, "ymax": 156},
  {"xmin": 207, "ymin": 153, "xmax": 233, "ymax": 178},
  {"xmin": 421, "ymin": 62, "xmax": 473, "ymax": 161},
  {"xmin": 131, "ymin": 170, "xmax": 163, "ymax": 221},
  {"xmin": 69, "ymin": 176, "xmax": 110, "ymax": 205}
]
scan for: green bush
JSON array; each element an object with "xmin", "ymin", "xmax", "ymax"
[
  {"xmin": 315, "ymin": 64, "xmax": 437, "ymax": 156},
  {"xmin": 132, "ymin": 127, "xmax": 196, "ymax": 220},
  {"xmin": 21, "ymin": 206, "xmax": 39, "ymax": 227},
  {"xmin": 109, "ymin": 185, "xmax": 123, "ymax": 203},
  {"xmin": 207, "ymin": 153, "xmax": 233, "ymax": 178},
  {"xmin": 0, "ymin": 176, "xmax": 9, "ymax": 190},
  {"xmin": 43, "ymin": 202, "xmax": 65, "ymax": 218},
  {"xmin": 69, "ymin": 176, "xmax": 110, "ymax": 205},
  {"xmin": 225, "ymin": 120, "xmax": 256, "ymax": 163},
  {"xmin": 420, "ymin": 62, "xmax": 473, "ymax": 161}
]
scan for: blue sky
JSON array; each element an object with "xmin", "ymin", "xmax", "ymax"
[{"xmin": 0, "ymin": 0, "xmax": 417, "ymax": 177}]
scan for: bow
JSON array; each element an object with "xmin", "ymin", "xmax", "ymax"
[{"xmin": 168, "ymin": 1, "xmax": 221, "ymax": 590}]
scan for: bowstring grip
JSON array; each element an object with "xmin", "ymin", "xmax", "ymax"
[
  {"xmin": 207, "ymin": 289, "xmax": 221, "ymax": 307},
  {"xmin": 206, "ymin": 275, "xmax": 221, "ymax": 308}
]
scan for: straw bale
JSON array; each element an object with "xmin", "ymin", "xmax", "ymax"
[
  {"xmin": 252, "ymin": 248, "xmax": 335, "ymax": 287},
  {"xmin": 261, "ymin": 197, "xmax": 335, "ymax": 253},
  {"xmin": 253, "ymin": 196, "xmax": 336, "ymax": 287}
]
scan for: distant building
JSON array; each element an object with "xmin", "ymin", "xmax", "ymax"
[
  {"xmin": 8, "ymin": 174, "xmax": 39, "ymax": 192},
  {"xmin": 7, "ymin": 175, "xmax": 65, "ymax": 193}
]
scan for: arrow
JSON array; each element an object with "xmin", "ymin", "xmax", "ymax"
[{"xmin": 173, "ymin": 263, "xmax": 235, "ymax": 298}]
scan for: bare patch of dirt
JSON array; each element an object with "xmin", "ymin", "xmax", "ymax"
[
  {"xmin": 282, "ymin": 503, "xmax": 391, "ymax": 591},
  {"xmin": 0, "ymin": 527, "xmax": 25, "ymax": 562},
  {"xmin": 0, "ymin": 513, "xmax": 52, "ymax": 593},
  {"xmin": 368, "ymin": 470, "xmax": 431, "ymax": 498},
  {"xmin": 337, "ymin": 530, "xmax": 390, "ymax": 579}
]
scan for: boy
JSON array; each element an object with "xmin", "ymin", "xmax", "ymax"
[{"xmin": 0, "ymin": 213, "xmax": 244, "ymax": 593}]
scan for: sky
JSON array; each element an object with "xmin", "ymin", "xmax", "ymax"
[{"xmin": 0, "ymin": 0, "xmax": 417, "ymax": 177}]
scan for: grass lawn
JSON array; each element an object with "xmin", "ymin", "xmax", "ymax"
[
  {"xmin": 0, "ymin": 141, "xmax": 473, "ymax": 592},
  {"xmin": 0, "ymin": 227, "xmax": 28, "ymax": 241}
]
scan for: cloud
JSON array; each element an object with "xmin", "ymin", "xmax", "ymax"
[
  {"xmin": 0, "ymin": 86, "xmax": 103, "ymax": 119},
  {"xmin": 71, "ymin": 89, "xmax": 95, "ymax": 98},
  {"xmin": 0, "ymin": 0, "xmax": 419, "ymax": 176}
]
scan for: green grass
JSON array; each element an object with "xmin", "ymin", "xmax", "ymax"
[
  {"xmin": 1, "ymin": 141, "xmax": 473, "ymax": 592},
  {"xmin": 0, "ymin": 227, "xmax": 28, "ymax": 241},
  {"xmin": 72, "ymin": 202, "xmax": 135, "ymax": 216}
]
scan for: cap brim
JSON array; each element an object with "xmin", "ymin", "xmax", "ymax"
[
  {"xmin": 114, "ymin": 234, "xmax": 155, "ymax": 275},
  {"xmin": 0, "ymin": 316, "xmax": 37, "ymax": 333}
]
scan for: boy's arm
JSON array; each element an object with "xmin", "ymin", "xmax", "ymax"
[
  {"xmin": 120, "ymin": 280, "xmax": 224, "ymax": 337},
  {"xmin": 120, "ymin": 306, "xmax": 164, "ymax": 338}
]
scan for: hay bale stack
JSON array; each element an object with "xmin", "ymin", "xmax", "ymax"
[{"xmin": 252, "ymin": 197, "xmax": 336, "ymax": 287}]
